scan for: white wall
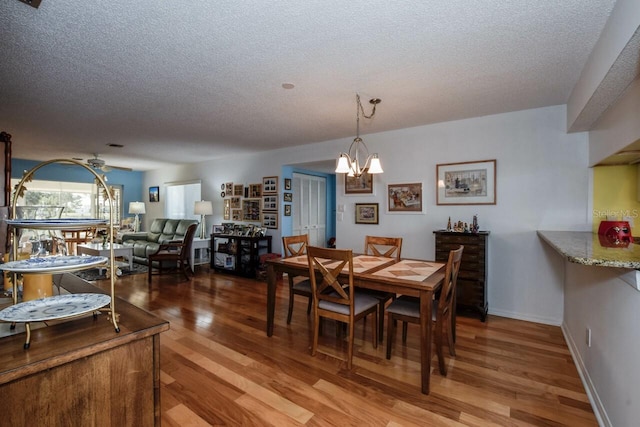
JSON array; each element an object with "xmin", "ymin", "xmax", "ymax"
[
  {"xmin": 563, "ymin": 262, "xmax": 640, "ymax": 427},
  {"xmin": 589, "ymin": 77, "xmax": 640, "ymax": 165},
  {"xmin": 144, "ymin": 105, "xmax": 589, "ymax": 325},
  {"xmin": 560, "ymin": 62, "xmax": 640, "ymax": 427},
  {"xmin": 336, "ymin": 105, "xmax": 590, "ymax": 324}
]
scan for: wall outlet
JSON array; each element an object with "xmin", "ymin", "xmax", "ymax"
[{"xmin": 586, "ymin": 328, "xmax": 592, "ymax": 348}]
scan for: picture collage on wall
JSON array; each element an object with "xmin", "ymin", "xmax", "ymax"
[
  {"xmin": 217, "ymin": 176, "xmax": 281, "ymax": 230},
  {"xmin": 283, "ymin": 178, "xmax": 292, "ymax": 217}
]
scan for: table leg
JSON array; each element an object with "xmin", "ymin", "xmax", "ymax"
[
  {"xmin": 419, "ymin": 289, "xmax": 433, "ymax": 394},
  {"xmin": 127, "ymin": 251, "xmax": 133, "ymax": 271},
  {"xmin": 266, "ymin": 263, "xmax": 276, "ymax": 336}
]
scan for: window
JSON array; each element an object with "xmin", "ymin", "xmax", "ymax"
[
  {"xmin": 11, "ymin": 179, "xmax": 123, "ymax": 224},
  {"xmin": 165, "ymin": 181, "xmax": 201, "ymax": 220}
]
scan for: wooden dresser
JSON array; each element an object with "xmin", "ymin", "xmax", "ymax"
[
  {"xmin": 434, "ymin": 230, "xmax": 489, "ymax": 321},
  {"xmin": 0, "ymin": 275, "xmax": 169, "ymax": 426}
]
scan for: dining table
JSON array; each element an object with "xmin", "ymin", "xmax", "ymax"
[{"xmin": 266, "ymin": 253, "xmax": 446, "ymax": 395}]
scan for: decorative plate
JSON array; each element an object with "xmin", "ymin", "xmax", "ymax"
[
  {"xmin": 0, "ymin": 293, "xmax": 111, "ymax": 322},
  {"xmin": 0, "ymin": 255, "xmax": 108, "ymax": 272}
]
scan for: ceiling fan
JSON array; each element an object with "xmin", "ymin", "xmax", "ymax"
[{"xmin": 81, "ymin": 154, "xmax": 132, "ymax": 172}]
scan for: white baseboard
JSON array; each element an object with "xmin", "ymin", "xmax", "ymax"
[
  {"xmin": 561, "ymin": 322, "xmax": 610, "ymax": 427},
  {"xmin": 488, "ymin": 308, "xmax": 561, "ymax": 326}
]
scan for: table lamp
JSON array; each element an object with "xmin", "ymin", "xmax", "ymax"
[
  {"xmin": 128, "ymin": 201, "xmax": 146, "ymax": 232},
  {"xmin": 194, "ymin": 200, "xmax": 213, "ymax": 239}
]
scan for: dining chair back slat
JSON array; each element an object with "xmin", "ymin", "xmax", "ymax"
[
  {"xmin": 364, "ymin": 236, "xmax": 402, "ymax": 261},
  {"xmin": 307, "ymin": 246, "xmax": 378, "ymax": 369},
  {"xmin": 361, "ymin": 235, "xmax": 403, "ymax": 342},
  {"xmin": 282, "ymin": 234, "xmax": 313, "ymax": 324}
]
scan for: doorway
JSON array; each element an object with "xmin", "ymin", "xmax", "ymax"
[{"xmin": 292, "ymin": 173, "xmax": 326, "ymax": 247}]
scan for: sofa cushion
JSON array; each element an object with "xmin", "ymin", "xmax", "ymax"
[{"xmin": 121, "ymin": 218, "xmax": 198, "ymax": 265}]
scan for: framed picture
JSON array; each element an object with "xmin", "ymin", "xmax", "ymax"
[
  {"xmin": 224, "ymin": 256, "xmax": 234, "ymax": 268},
  {"xmin": 223, "ymin": 199, "xmax": 231, "ymax": 220},
  {"xmin": 230, "ymin": 197, "xmax": 241, "ymax": 209},
  {"xmin": 149, "ymin": 186, "xmax": 159, "ymax": 202},
  {"xmin": 345, "ymin": 172, "xmax": 373, "ymax": 195},
  {"xmin": 436, "ymin": 159, "xmax": 496, "ymax": 205},
  {"xmin": 283, "ymin": 192, "xmax": 292, "ymax": 202},
  {"xmin": 387, "ymin": 183, "xmax": 424, "ymax": 213},
  {"xmin": 231, "ymin": 209, "xmax": 242, "ymax": 221},
  {"xmin": 284, "ymin": 178, "xmax": 292, "ymax": 190},
  {"xmin": 355, "ymin": 203, "xmax": 379, "ymax": 224},
  {"xmin": 242, "ymin": 198, "xmax": 261, "ymax": 222},
  {"xmin": 212, "ymin": 225, "xmax": 224, "ymax": 234},
  {"xmin": 263, "ymin": 194, "xmax": 278, "ymax": 211},
  {"xmin": 263, "ymin": 176, "xmax": 278, "ymax": 194},
  {"xmin": 284, "ymin": 204, "xmax": 291, "ymax": 216},
  {"xmin": 249, "ymin": 183, "xmax": 262, "ymax": 198},
  {"xmin": 233, "ymin": 184, "xmax": 244, "ymax": 196},
  {"xmin": 262, "ymin": 211, "xmax": 278, "ymax": 229},
  {"xmin": 224, "ymin": 182, "xmax": 233, "ymax": 194}
]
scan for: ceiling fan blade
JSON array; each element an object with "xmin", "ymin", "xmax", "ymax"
[{"xmin": 108, "ymin": 165, "xmax": 133, "ymax": 172}]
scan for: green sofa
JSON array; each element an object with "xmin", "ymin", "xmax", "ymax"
[{"xmin": 121, "ymin": 218, "xmax": 198, "ymax": 265}]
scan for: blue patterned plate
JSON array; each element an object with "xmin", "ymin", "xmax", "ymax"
[
  {"xmin": 0, "ymin": 255, "xmax": 108, "ymax": 272},
  {"xmin": 0, "ymin": 293, "xmax": 111, "ymax": 322}
]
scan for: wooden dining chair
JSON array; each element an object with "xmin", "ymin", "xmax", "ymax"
[
  {"xmin": 361, "ymin": 235, "xmax": 402, "ymax": 341},
  {"xmin": 282, "ymin": 234, "xmax": 313, "ymax": 324},
  {"xmin": 307, "ymin": 246, "xmax": 378, "ymax": 369},
  {"xmin": 148, "ymin": 223, "xmax": 198, "ymax": 282},
  {"xmin": 385, "ymin": 245, "xmax": 463, "ymax": 376}
]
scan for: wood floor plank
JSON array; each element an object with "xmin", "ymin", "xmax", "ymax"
[{"xmin": 92, "ymin": 268, "xmax": 597, "ymax": 426}]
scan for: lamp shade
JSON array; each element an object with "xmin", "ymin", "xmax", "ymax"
[
  {"xmin": 128, "ymin": 202, "xmax": 146, "ymax": 215},
  {"xmin": 335, "ymin": 155, "xmax": 351, "ymax": 174},
  {"xmin": 194, "ymin": 200, "xmax": 213, "ymax": 215},
  {"xmin": 367, "ymin": 155, "xmax": 384, "ymax": 174}
]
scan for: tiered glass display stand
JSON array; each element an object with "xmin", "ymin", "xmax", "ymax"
[{"xmin": 0, "ymin": 159, "xmax": 120, "ymax": 348}]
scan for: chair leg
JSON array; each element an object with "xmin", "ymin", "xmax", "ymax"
[
  {"xmin": 447, "ymin": 314, "xmax": 456, "ymax": 357},
  {"xmin": 402, "ymin": 322, "xmax": 408, "ymax": 343},
  {"xmin": 377, "ymin": 302, "xmax": 385, "ymax": 343},
  {"xmin": 386, "ymin": 315, "xmax": 395, "ymax": 359},
  {"xmin": 311, "ymin": 312, "xmax": 320, "ymax": 358},
  {"xmin": 306, "ymin": 296, "xmax": 312, "ymax": 315},
  {"xmin": 347, "ymin": 319, "xmax": 355, "ymax": 370},
  {"xmin": 435, "ymin": 321, "xmax": 447, "ymax": 376},
  {"xmin": 181, "ymin": 261, "xmax": 191, "ymax": 281},
  {"xmin": 371, "ymin": 311, "xmax": 378, "ymax": 349},
  {"xmin": 286, "ymin": 290, "xmax": 294, "ymax": 324}
]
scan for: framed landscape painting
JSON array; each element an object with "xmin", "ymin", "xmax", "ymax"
[
  {"xmin": 345, "ymin": 172, "xmax": 373, "ymax": 195},
  {"xmin": 387, "ymin": 183, "xmax": 423, "ymax": 213},
  {"xmin": 355, "ymin": 203, "xmax": 379, "ymax": 224},
  {"xmin": 436, "ymin": 159, "xmax": 496, "ymax": 205}
]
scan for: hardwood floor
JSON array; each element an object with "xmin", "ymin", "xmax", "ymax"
[{"xmin": 96, "ymin": 267, "xmax": 597, "ymax": 426}]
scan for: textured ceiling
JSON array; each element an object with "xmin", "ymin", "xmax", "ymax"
[{"xmin": 0, "ymin": 0, "xmax": 617, "ymax": 170}]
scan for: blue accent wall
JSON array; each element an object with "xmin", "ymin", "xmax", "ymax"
[
  {"xmin": 12, "ymin": 158, "xmax": 144, "ymax": 218},
  {"xmin": 281, "ymin": 165, "xmax": 336, "ymax": 244}
]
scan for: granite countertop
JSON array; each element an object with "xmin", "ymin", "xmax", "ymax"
[{"xmin": 537, "ymin": 230, "xmax": 640, "ymax": 269}]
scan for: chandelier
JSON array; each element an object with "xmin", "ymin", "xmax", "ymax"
[{"xmin": 335, "ymin": 94, "xmax": 383, "ymax": 177}]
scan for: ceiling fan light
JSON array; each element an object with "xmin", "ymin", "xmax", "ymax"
[
  {"xmin": 368, "ymin": 155, "xmax": 383, "ymax": 174},
  {"xmin": 335, "ymin": 155, "xmax": 351, "ymax": 173}
]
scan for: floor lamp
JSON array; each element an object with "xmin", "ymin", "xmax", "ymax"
[
  {"xmin": 128, "ymin": 201, "xmax": 146, "ymax": 232},
  {"xmin": 194, "ymin": 200, "xmax": 213, "ymax": 239}
]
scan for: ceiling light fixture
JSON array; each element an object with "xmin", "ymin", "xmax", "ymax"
[{"xmin": 335, "ymin": 94, "xmax": 383, "ymax": 178}]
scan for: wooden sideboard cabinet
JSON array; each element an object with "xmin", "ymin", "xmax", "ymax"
[
  {"xmin": 434, "ymin": 230, "xmax": 489, "ymax": 321},
  {"xmin": 212, "ymin": 234, "xmax": 272, "ymax": 278}
]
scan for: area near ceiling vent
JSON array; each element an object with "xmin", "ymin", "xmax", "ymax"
[{"xmin": 17, "ymin": 0, "xmax": 42, "ymax": 9}]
